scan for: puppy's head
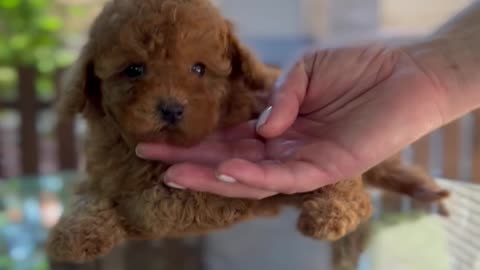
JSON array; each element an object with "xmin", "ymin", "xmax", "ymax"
[{"xmin": 59, "ymin": 0, "xmax": 279, "ymax": 146}]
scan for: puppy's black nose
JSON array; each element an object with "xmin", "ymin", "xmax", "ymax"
[{"xmin": 158, "ymin": 101, "xmax": 184, "ymax": 125}]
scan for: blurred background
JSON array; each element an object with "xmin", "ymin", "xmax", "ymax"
[{"xmin": 0, "ymin": 0, "xmax": 479, "ymax": 270}]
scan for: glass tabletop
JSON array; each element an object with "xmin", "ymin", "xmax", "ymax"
[
  {"xmin": 0, "ymin": 173, "xmax": 75, "ymax": 270},
  {"xmin": 0, "ymin": 174, "xmax": 478, "ymax": 270}
]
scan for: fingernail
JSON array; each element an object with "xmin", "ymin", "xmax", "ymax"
[
  {"xmin": 217, "ymin": 174, "xmax": 237, "ymax": 184},
  {"xmin": 135, "ymin": 145, "xmax": 146, "ymax": 158},
  {"xmin": 256, "ymin": 106, "xmax": 272, "ymax": 131},
  {"xmin": 164, "ymin": 171, "xmax": 186, "ymax": 189},
  {"xmin": 274, "ymin": 70, "xmax": 288, "ymax": 89},
  {"xmin": 165, "ymin": 182, "xmax": 186, "ymax": 190}
]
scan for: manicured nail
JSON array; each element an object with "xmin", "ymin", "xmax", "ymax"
[
  {"xmin": 217, "ymin": 174, "xmax": 237, "ymax": 184},
  {"xmin": 256, "ymin": 106, "xmax": 272, "ymax": 131},
  {"xmin": 165, "ymin": 182, "xmax": 186, "ymax": 190},
  {"xmin": 274, "ymin": 70, "xmax": 288, "ymax": 89},
  {"xmin": 164, "ymin": 170, "xmax": 186, "ymax": 189},
  {"xmin": 135, "ymin": 145, "xmax": 147, "ymax": 158}
]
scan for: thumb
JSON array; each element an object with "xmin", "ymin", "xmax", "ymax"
[{"xmin": 256, "ymin": 60, "xmax": 309, "ymax": 138}]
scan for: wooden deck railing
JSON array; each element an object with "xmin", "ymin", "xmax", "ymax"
[{"xmin": 0, "ymin": 67, "xmax": 78, "ymax": 178}]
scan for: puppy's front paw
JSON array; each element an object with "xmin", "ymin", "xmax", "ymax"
[
  {"xmin": 46, "ymin": 223, "xmax": 116, "ymax": 263},
  {"xmin": 46, "ymin": 200, "xmax": 125, "ymax": 263},
  {"xmin": 297, "ymin": 196, "xmax": 372, "ymax": 241},
  {"xmin": 297, "ymin": 207, "xmax": 351, "ymax": 241}
]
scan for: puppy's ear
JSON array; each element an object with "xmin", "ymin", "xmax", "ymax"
[
  {"xmin": 226, "ymin": 21, "xmax": 280, "ymax": 92},
  {"xmin": 57, "ymin": 45, "xmax": 103, "ymax": 121}
]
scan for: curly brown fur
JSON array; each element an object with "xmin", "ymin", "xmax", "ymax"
[{"xmin": 47, "ymin": 0, "xmax": 450, "ymax": 263}]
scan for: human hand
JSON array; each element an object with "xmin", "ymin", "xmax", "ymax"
[{"xmin": 136, "ymin": 43, "xmax": 449, "ymax": 199}]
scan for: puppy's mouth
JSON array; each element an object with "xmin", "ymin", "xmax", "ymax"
[
  {"xmin": 136, "ymin": 126, "xmax": 201, "ymax": 147},
  {"xmin": 137, "ymin": 126, "xmax": 177, "ymax": 143}
]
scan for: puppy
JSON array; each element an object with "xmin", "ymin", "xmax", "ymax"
[{"xmin": 47, "ymin": 0, "xmax": 449, "ymax": 263}]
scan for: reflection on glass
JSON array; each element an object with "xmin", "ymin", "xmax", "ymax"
[
  {"xmin": 0, "ymin": 174, "xmax": 70, "ymax": 270},
  {"xmin": 0, "ymin": 175, "xmax": 478, "ymax": 270}
]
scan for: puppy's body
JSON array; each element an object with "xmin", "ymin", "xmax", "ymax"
[{"xmin": 47, "ymin": 0, "xmax": 449, "ymax": 263}]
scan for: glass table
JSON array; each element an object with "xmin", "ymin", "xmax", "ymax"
[{"xmin": 0, "ymin": 174, "xmax": 478, "ymax": 270}]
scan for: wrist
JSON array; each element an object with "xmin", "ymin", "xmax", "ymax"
[{"xmin": 404, "ymin": 31, "xmax": 480, "ymax": 123}]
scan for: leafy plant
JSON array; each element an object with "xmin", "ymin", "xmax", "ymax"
[
  {"xmin": 0, "ymin": 0, "xmax": 73, "ymax": 72},
  {"xmin": 0, "ymin": 0, "xmax": 82, "ymax": 99},
  {"xmin": 0, "ymin": 67, "xmax": 17, "ymax": 99}
]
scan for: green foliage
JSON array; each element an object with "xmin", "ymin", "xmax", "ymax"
[
  {"xmin": 0, "ymin": 255, "xmax": 13, "ymax": 269},
  {"xmin": 0, "ymin": 0, "xmax": 71, "ymax": 71},
  {"xmin": 0, "ymin": 67, "xmax": 17, "ymax": 99},
  {"xmin": 0, "ymin": 0, "xmax": 81, "ymax": 99}
]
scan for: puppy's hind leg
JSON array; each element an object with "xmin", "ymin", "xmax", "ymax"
[{"xmin": 364, "ymin": 157, "xmax": 450, "ymax": 215}]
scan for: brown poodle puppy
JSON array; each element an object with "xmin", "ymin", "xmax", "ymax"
[{"xmin": 47, "ymin": 0, "xmax": 449, "ymax": 263}]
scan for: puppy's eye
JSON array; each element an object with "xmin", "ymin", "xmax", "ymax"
[
  {"xmin": 123, "ymin": 64, "xmax": 145, "ymax": 78},
  {"xmin": 191, "ymin": 63, "xmax": 206, "ymax": 77}
]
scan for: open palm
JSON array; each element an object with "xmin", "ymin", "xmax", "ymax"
[{"xmin": 136, "ymin": 44, "xmax": 447, "ymax": 199}]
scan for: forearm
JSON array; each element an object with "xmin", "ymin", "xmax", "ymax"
[{"xmin": 406, "ymin": 1, "xmax": 480, "ymax": 123}]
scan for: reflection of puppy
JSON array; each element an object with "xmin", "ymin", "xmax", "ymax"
[{"xmin": 46, "ymin": 0, "xmax": 449, "ymax": 263}]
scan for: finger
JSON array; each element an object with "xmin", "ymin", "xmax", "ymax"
[
  {"xmin": 135, "ymin": 121, "xmax": 260, "ymax": 164},
  {"xmin": 212, "ymin": 120, "xmax": 258, "ymax": 141},
  {"xmin": 256, "ymin": 60, "xmax": 309, "ymax": 138},
  {"xmin": 216, "ymin": 159, "xmax": 337, "ymax": 194},
  {"xmin": 136, "ymin": 139, "xmax": 266, "ymax": 165},
  {"xmin": 164, "ymin": 163, "xmax": 277, "ymax": 199}
]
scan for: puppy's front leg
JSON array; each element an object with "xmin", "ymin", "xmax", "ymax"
[
  {"xmin": 46, "ymin": 196, "xmax": 126, "ymax": 263},
  {"xmin": 117, "ymin": 185, "xmax": 182, "ymax": 238},
  {"xmin": 118, "ymin": 184, "xmax": 262, "ymax": 238}
]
